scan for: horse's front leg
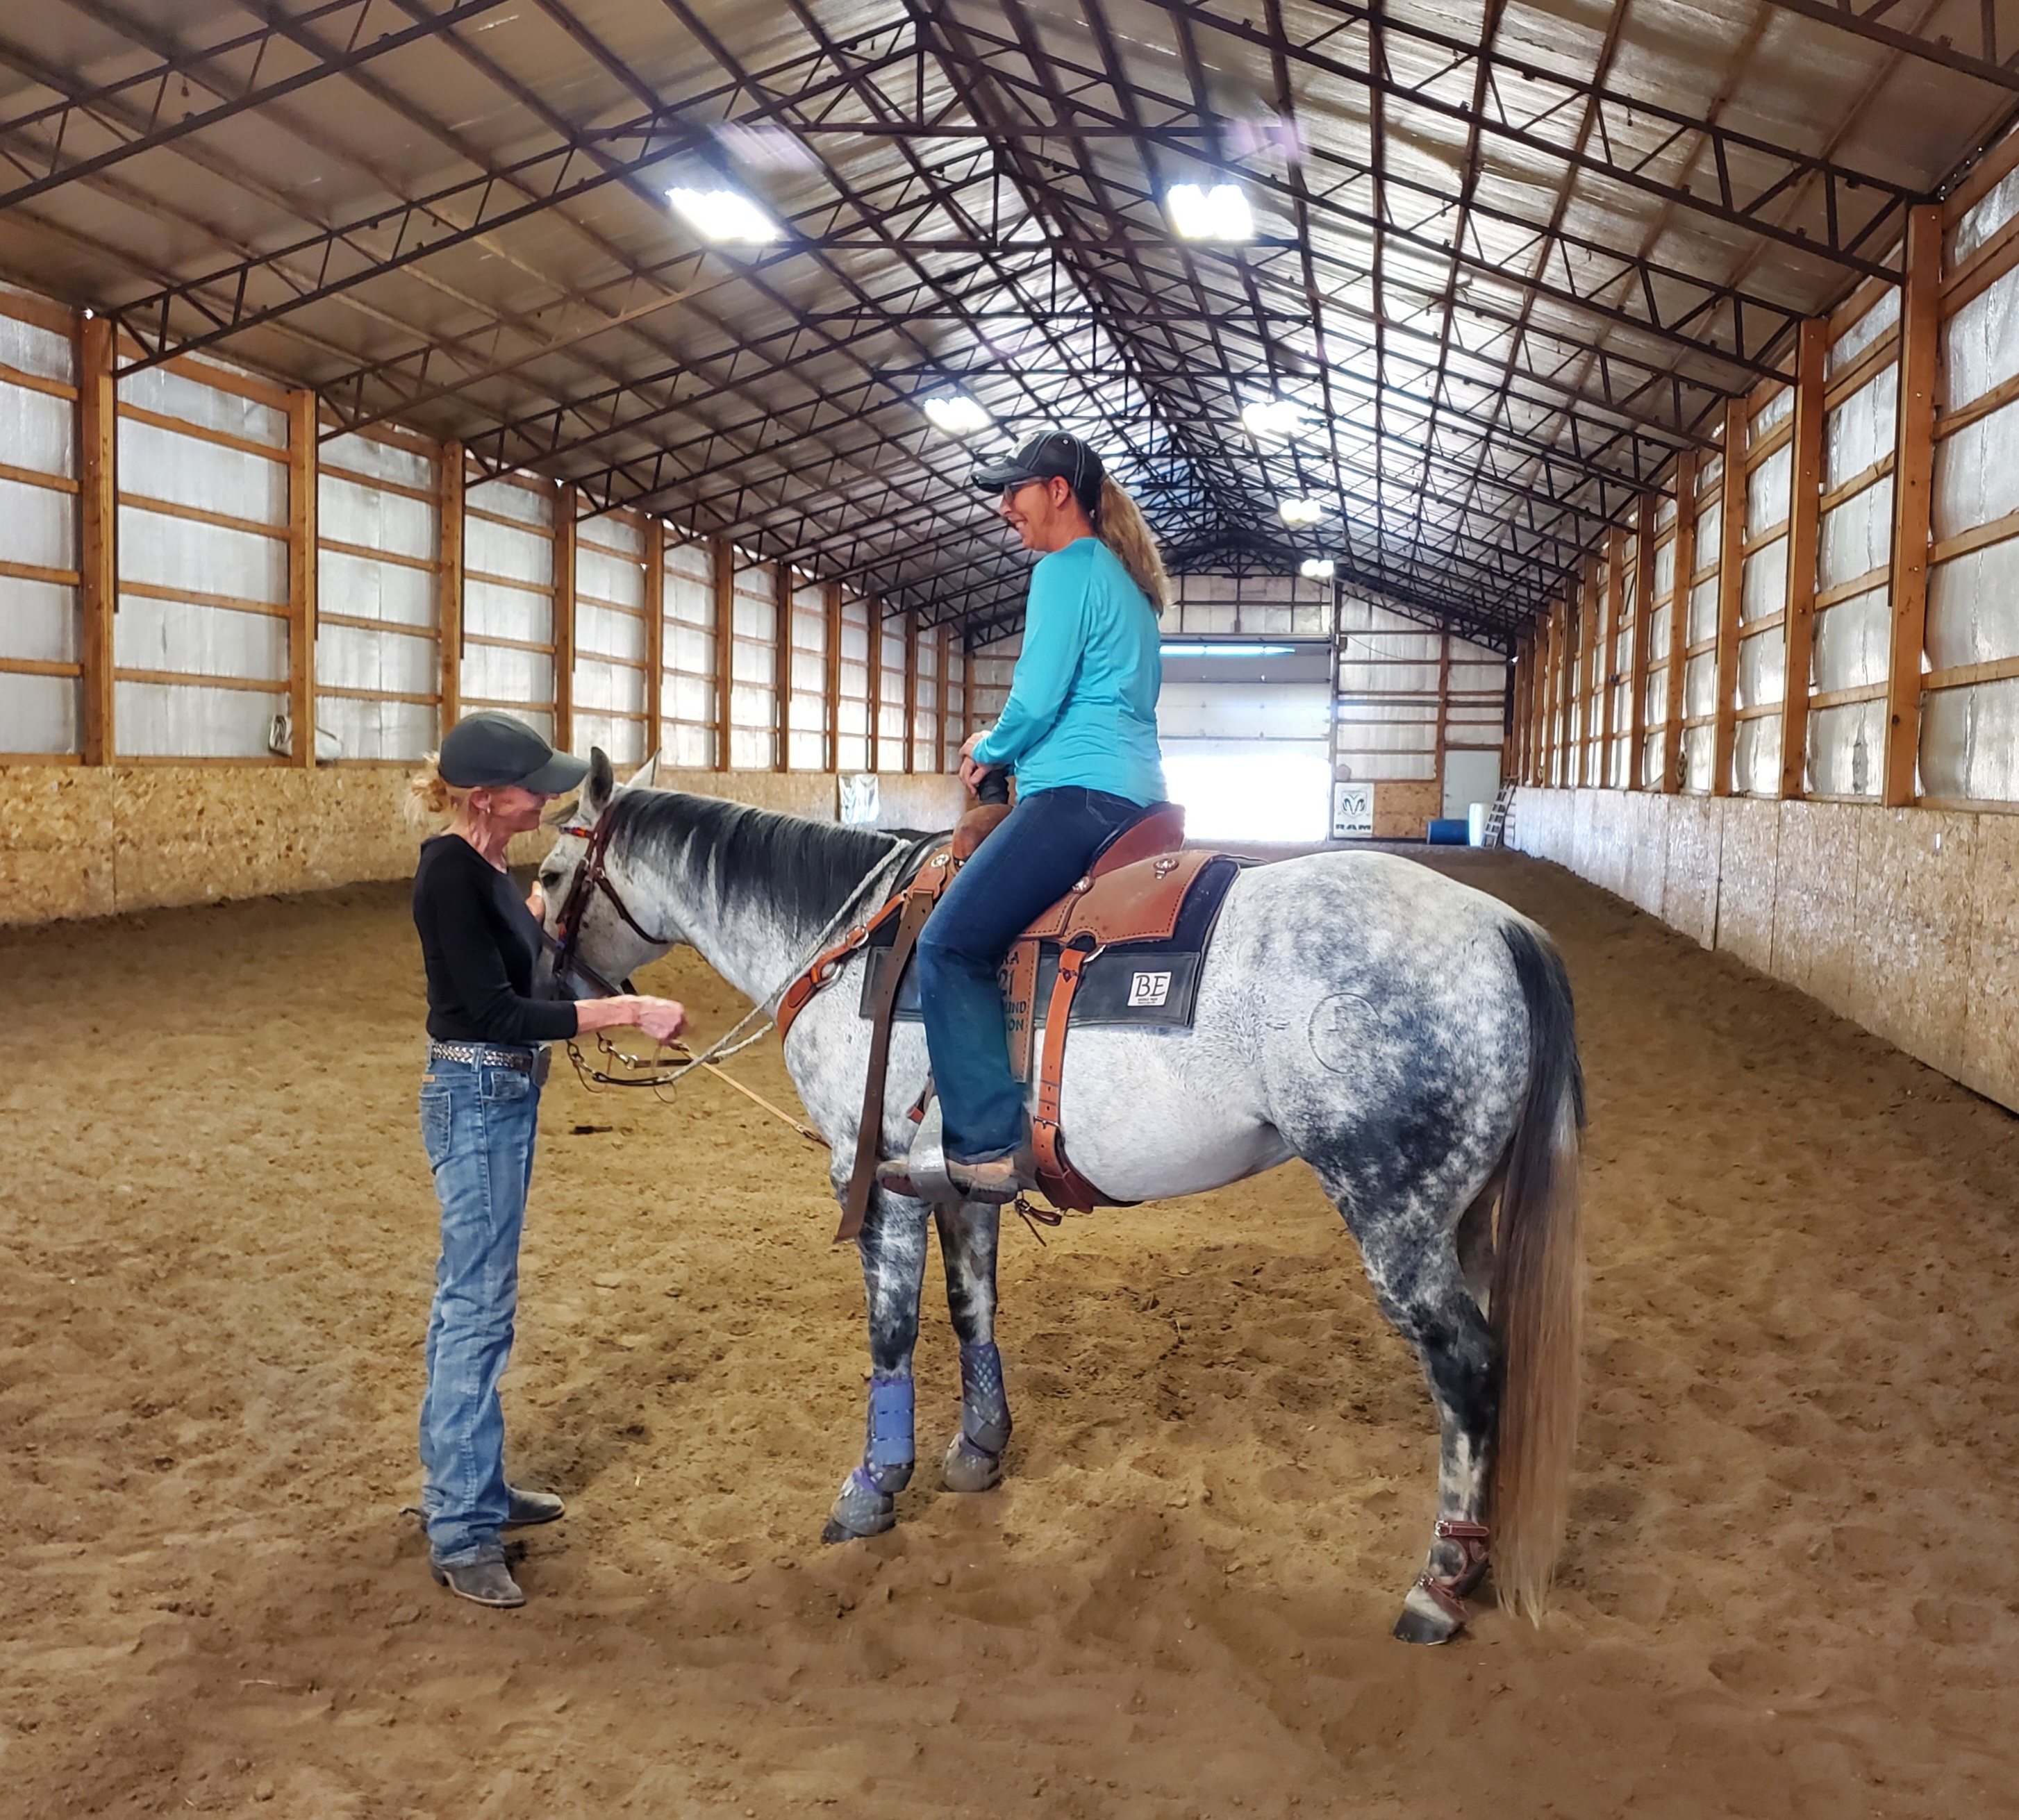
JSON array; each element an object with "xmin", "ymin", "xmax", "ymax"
[
  {"xmin": 933, "ymin": 1199, "xmax": 1011, "ymax": 1492},
  {"xmin": 822, "ymin": 1188, "xmax": 929, "ymax": 1542}
]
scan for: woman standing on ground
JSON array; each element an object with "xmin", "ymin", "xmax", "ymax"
[{"xmin": 408, "ymin": 712, "xmax": 686, "ymax": 1609}]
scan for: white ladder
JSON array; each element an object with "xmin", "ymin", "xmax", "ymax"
[{"xmin": 1481, "ymin": 783, "xmax": 1515, "ymax": 849}]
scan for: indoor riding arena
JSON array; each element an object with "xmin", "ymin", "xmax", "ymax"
[{"xmin": 6, "ymin": 3, "xmax": 2019, "ymax": 1817}]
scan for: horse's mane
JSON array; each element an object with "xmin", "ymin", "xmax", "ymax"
[{"xmin": 613, "ymin": 790, "xmax": 909, "ymax": 930}]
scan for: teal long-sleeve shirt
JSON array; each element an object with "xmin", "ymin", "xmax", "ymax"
[{"xmin": 970, "ymin": 537, "xmax": 1166, "ymax": 806}]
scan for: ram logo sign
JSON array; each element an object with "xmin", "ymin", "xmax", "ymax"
[{"xmin": 1331, "ymin": 782, "xmax": 1375, "ymax": 838}]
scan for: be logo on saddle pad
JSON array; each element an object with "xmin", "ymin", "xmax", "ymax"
[{"xmin": 1128, "ymin": 970, "xmax": 1172, "ymax": 1008}]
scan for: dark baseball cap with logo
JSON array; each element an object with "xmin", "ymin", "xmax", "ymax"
[
  {"xmin": 972, "ymin": 430, "xmax": 1105, "ymax": 512},
  {"xmin": 438, "ymin": 710, "xmax": 589, "ymax": 794}
]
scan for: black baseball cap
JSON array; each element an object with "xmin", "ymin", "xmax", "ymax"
[
  {"xmin": 438, "ymin": 710, "xmax": 589, "ymax": 794},
  {"xmin": 972, "ymin": 430, "xmax": 1104, "ymax": 509}
]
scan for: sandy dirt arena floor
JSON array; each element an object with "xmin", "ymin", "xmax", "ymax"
[{"xmin": 5, "ymin": 846, "xmax": 2019, "ymax": 1819}]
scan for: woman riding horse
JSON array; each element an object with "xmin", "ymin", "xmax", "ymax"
[{"xmin": 879, "ymin": 430, "xmax": 1172, "ymax": 1205}]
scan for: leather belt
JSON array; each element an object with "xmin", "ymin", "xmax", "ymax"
[{"xmin": 426, "ymin": 1042, "xmax": 551, "ymax": 1085}]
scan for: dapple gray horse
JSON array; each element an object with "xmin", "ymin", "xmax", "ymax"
[{"xmin": 542, "ymin": 752, "xmax": 1584, "ymax": 1642}]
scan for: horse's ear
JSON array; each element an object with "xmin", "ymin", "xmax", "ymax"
[
  {"xmin": 582, "ymin": 746, "xmax": 617, "ymax": 821},
  {"xmin": 625, "ymin": 749, "xmax": 662, "ymax": 792}
]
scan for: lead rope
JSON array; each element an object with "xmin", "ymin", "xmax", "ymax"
[{"xmin": 561, "ymin": 831, "xmax": 940, "ymax": 1135}]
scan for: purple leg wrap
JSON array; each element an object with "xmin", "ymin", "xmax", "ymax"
[
  {"xmin": 867, "ymin": 1371, "xmax": 915, "ymax": 1472},
  {"xmin": 958, "ymin": 1342, "xmax": 1011, "ymax": 1456}
]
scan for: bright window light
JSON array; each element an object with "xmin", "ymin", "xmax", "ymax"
[
  {"xmin": 667, "ymin": 186, "xmax": 780, "ymax": 244},
  {"xmin": 1299, "ymin": 557, "xmax": 1336, "ymax": 580},
  {"xmin": 1166, "ymin": 182, "xmax": 1254, "ymax": 242},
  {"xmin": 1163, "ymin": 749, "xmax": 1331, "ymax": 842},
  {"xmin": 923, "ymin": 394, "xmax": 991, "ymax": 437},
  {"xmin": 1161, "ymin": 642, "xmax": 1296, "ymax": 658},
  {"xmin": 1278, "ymin": 497, "xmax": 1324, "ymax": 526},
  {"xmin": 1240, "ymin": 398, "xmax": 1303, "ymax": 439}
]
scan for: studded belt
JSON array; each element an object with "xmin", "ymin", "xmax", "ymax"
[{"xmin": 426, "ymin": 1041, "xmax": 551, "ymax": 1085}]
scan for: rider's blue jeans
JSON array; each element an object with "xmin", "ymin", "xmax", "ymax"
[
  {"xmin": 916, "ymin": 784, "xmax": 1146, "ymax": 1163},
  {"xmin": 417, "ymin": 1052, "xmax": 540, "ymax": 1567}
]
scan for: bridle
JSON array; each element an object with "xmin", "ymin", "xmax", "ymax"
[{"xmin": 545, "ymin": 801, "xmax": 671, "ymax": 1000}]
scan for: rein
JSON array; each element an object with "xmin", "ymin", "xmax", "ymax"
[{"xmin": 543, "ymin": 800, "xmax": 938, "ymax": 1149}]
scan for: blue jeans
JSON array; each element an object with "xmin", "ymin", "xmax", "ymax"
[
  {"xmin": 417, "ymin": 1053, "xmax": 540, "ymax": 1567},
  {"xmin": 916, "ymin": 784, "xmax": 1146, "ymax": 1162}
]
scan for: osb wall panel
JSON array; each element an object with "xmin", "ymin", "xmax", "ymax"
[
  {"xmin": 1372, "ymin": 780, "xmax": 1441, "ymax": 840},
  {"xmin": 1620, "ymin": 794, "xmax": 1668, "ymax": 921},
  {"xmin": 1663, "ymin": 796, "xmax": 1725, "ymax": 950},
  {"xmin": 1, "ymin": 765, "xmax": 968, "ymax": 928},
  {"xmin": 1715, "ymin": 799, "xmax": 1780, "ymax": 976},
  {"xmin": 1770, "ymin": 801, "xmax": 1863, "ymax": 1017},
  {"xmin": 1513, "ymin": 786, "xmax": 2019, "ymax": 1116},
  {"xmin": 1962, "ymin": 815, "xmax": 2019, "ymax": 1109},
  {"xmin": 1850, "ymin": 808, "xmax": 1975, "ymax": 1082}
]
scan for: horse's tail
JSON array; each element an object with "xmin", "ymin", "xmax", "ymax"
[{"xmin": 1490, "ymin": 919, "xmax": 1586, "ymax": 1621}]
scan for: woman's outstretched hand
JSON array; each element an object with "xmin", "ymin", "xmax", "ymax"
[{"xmin": 573, "ymin": 994, "xmax": 688, "ymax": 1042}]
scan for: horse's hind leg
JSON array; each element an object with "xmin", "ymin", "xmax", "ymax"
[
  {"xmin": 933, "ymin": 1199, "xmax": 1011, "ymax": 1492},
  {"xmin": 1321, "ymin": 1170, "xmax": 1501, "ymax": 1644},
  {"xmin": 823, "ymin": 1190, "xmax": 929, "ymax": 1543}
]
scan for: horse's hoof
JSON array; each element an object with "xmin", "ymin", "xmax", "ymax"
[
  {"xmin": 823, "ymin": 1467, "xmax": 898, "ymax": 1543},
  {"xmin": 1391, "ymin": 1581, "xmax": 1467, "ymax": 1644},
  {"xmin": 941, "ymin": 1433, "xmax": 1004, "ymax": 1494}
]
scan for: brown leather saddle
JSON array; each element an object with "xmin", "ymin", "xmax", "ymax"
[{"xmin": 776, "ymin": 796, "xmax": 1234, "ymax": 1239}]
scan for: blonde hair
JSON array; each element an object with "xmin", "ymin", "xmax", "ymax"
[
  {"xmin": 1093, "ymin": 475, "xmax": 1170, "ymax": 615},
  {"xmin": 406, "ymin": 752, "xmax": 468, "ymax": 828}
]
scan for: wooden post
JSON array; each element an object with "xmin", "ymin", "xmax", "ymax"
[
  {"xmin": 866, "ymin": 603, "xmax": 882, "ymax": 773},
  {"xmin": 78, "ymin": 313, "xmax": 116, "ymax": 766},
  {"xmin": 287, "ymin": 390, "xmax": 318, "ymax": 768},
  {"xmin": 1663, "ymin": 451, "xmax": 1699, "ymax": 794},
  {"xmin": 438, "ymin": 442, "xmax": 464, "ymax": 735},
  {"xmin": 773, "ymin": 563, "xmax": 792, "ymax": 771},
  {"xmin": 1779, "ymin": 318, "xmax": 1828, "ymax": 799},
  {"xmin": 962, "ymin": 647, "xmax": 974, "ymax": 746},
  {"xmin": 902, "ymin": 610, "xmax": 920, "ymax": 773},
  {"xmin": 1711, "ymin": 399, "xmax": 1748, "ymax": 796},
  {"xmin": 712, "ymin": 537, "xmax": 735, "ymax": 769},
  {"xmin": 1599, "ymin": 533, "xmax": 1625, "ymax": 786},
  {"xmin": 552, "ymin": 483, "xmax": 576, "ymax": 753},
  {"xmin": 934, "ymin": 626, "xmax": 950, "ymax": 771},
  {"xmin": 1433, "ymin": 632, "xmax": 1452, "ymax": 799},
  {"xmin": 1542, "ymin": 604, "xmax": 1562, "ymax": 786},
  {"xmin": 1627, "ymin": 496, "xmax": 1656, "ymax": 789},
  {"xmin": 642, "ymin": 516, "xmax": 664, "ymax": 756},
  {"xmin": 824, "ymin": 581, "xmax": 843, "ymax": 772},
  {"xmin": 1579, "ymin": 563, "xmax": 1602, "ymax": 785},
  {"xmin": 1885, "ymin": 203, "xmax": 1941, "ymax": 807}
]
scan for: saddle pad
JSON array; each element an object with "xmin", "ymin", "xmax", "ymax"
[{"xmin": 858, "ymin": 853, "xmax": 1245, "ymax": 1031}]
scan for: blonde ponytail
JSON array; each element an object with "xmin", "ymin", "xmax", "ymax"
[
  {"xmin": 406, "ymin": 752, "xmax": 465, "ymax": 828},
  {"xmin": 1094, "ymin": 475, "xmax": 1170, "ymax": 615}
]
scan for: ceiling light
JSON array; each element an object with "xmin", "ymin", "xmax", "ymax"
[
  {"xmin": 1240, "ymin": 399, "xmax": 1303, "ymax": 440},
  {"xmin": 1299, "ymin": 557, "xmax": 1336, "ymax": 580},
  {"xmin": 1165, "ymin": 182, "xmax": 1254, "ymax": 242},
  {"xmin": 1278, "ymin": 497, "xmax": 1324, "ymax": 527},
  {"xmin": 922, "ymin": 394, "xmax": 991, "ymax": 437},
  {"xmin": 1161, "ymin": 642, "xmax": 1296, "ymax": 658},
  {"xmin": 667, "ymin": 186, "xmax": 780, "ymax": 244}
]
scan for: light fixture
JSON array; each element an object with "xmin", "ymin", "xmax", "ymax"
[
  {"xmin": 922, "ymin": 394, "xmax": 991, "ymax": 437},
  {"xmin": 1161, "ymin": 642, "xmax": 1297, "ymax": 658},
  {"xmin": 1299, "ymin": 557, "xmax": 1336, "ymax": 580},
  {"xmin": 1165, "ymin": 182, "xmax": 1254, "ymax": 242},
  {"xmin": 1240, "ymin": 398, "xmax": 1303, "ymax": 440},
  {"xmin": 1278, "ymin": 497, "xmax": 1324, "ymax": 527},
  {"xmin": 667, "ymin": 185, "xmax": 780, "ymax": 244}
]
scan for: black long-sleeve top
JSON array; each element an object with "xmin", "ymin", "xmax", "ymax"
[{"xmin": 412, "ymin": 834, "xmax": 579, "ymax": 1046}]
